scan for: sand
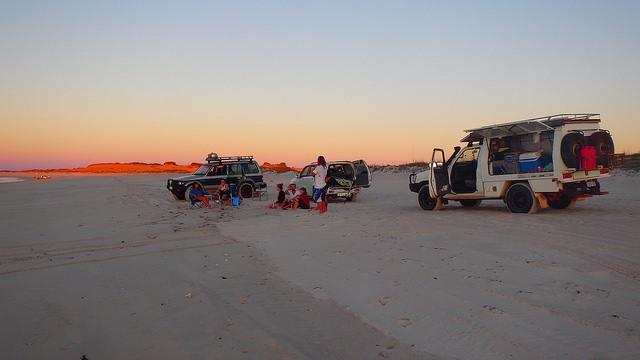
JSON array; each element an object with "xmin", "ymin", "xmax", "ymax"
[{"xmin": 1, "ymin": 172, "xmax": 639, "ymax": 359}]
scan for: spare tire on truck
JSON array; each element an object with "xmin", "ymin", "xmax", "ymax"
[
  {"xmin": 560, "ymin": 132, "xmax": 585, "ymax": 169},
  {"xmin": 589, "ymin": 131, "xmax": 615, "ymax": 167}
]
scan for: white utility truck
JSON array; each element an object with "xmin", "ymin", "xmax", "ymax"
[{"xmin": 409, "ymin": 114, "xmax": 617, "ymax": 213}]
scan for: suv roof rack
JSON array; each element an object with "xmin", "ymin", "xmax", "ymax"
[
  {"xmin": 205, "ymin": 153, "xmax": 255, "ymax": 164},
  {"xmin": 462, "ymin": 113, "xmax": 601, "ymax": 142}
]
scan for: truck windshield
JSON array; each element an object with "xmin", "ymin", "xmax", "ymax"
[
  {"xmin": 193, "ymin": 164, "xmax": 212, "ymax": 175},
  {"xmin": 299, "ymin": 165, "xmax": 315, "ymax": 177}
]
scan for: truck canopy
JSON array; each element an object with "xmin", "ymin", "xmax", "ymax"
[{"xmin": 461, "ymin": 114, "xmax": 600, "ymax": 142}]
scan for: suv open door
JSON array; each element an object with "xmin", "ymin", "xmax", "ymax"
[
  {"xmin": 430, "ymin": 149, "xmax": 451, "ymax": 196},
  {"xmin": 353, "ymin": 160, "xmax": 371, "ymax": 188}
]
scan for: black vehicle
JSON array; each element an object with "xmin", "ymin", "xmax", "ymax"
[{"xmin": 167, "ymin": 154, "xmax": 266, "ymax": 200}]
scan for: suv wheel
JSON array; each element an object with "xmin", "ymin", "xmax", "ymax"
[
  {"xmin": 239, "ymin": 182, "xmax": 254, "ymax": 199},
  {"xmin": 460, "ymin": 199, "xmax": 481, "ymax": 207},
  {"xmin": 506, "ymin": 183, "xmax": 539, "ymax": 214},
  {"xmin": 418, "ymin": 185, "xmax": 437, "ymax": 210}
]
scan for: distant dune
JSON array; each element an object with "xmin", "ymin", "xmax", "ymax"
[
  {"xmin": 1, "ymin": 162, "xmax": 200, "ymax": 174},
  {"xmin": 261, "ymin": 162, "xmax": 301, "ymax": 173},
  {"xmin": 2, "ymin": 161, "xmax": 301, "ymax": 174}
]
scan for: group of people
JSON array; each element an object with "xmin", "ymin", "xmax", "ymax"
[
  {"xmin": 269, "ymin": 155, "xmax": 330, "ymax": 214},
  {"xmin": 189, "ymin": 155, "xmax": 331, "ymax": 214},
  {"xmin": 188, "ymin": 180, "xmax": 231, "ymax": 209}
]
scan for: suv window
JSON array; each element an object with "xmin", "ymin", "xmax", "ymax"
[
  {"xmin": 300, "ymin": 165, "xmax": 315, "ymax": 177},
  {"xmin": 194, "ymin": 164, "xmax": 212, "ymax": 176},
  {"xmin": 328, "ymin": 164, "xmax": 353, "ymax": 179},
  {"xmin": 242, "ymin": 162, "xmax": 260, "ymax": 174},
  {"xmin": 208, "ymin": 165, "xmax": 226, "ymax": 176},
  {"xmin": 228, "ymin": 164, "xmax": 243, "ymax": 175}
]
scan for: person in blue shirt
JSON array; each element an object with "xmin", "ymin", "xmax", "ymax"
[{"xmin": 189, "ymin": 183, "xmax": 211, "ymax": 208}]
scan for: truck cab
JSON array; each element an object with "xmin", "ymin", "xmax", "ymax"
[{"xmin": 409, "ymin": 114, "xmax": 618, "ymax": 213}]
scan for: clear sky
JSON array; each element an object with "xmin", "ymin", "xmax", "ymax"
[{"xmin": 1, "ymin": 0, "xmax": 639, "ymax": 170}]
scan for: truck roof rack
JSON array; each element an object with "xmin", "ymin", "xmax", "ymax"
[
  {"xmin": 462, "ymin": 113, "xmax": 600, "ymax": 142},
  {"xmin": 205, "ymin": 153, "xmax": 255, "ymax": 164}
]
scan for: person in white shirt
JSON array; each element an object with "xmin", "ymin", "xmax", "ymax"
[{"xmin": 311, "ymin": 155, "xmax": 328, "ymax": 213}]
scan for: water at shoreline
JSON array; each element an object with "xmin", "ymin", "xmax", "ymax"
[{"xmin": 0, "ymin": 177, "xmax": 25, "ymax": 184}]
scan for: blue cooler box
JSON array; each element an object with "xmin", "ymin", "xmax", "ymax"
[{"xmin": 519, "ymin": 152, "xmax": 543, "ymax": 173}]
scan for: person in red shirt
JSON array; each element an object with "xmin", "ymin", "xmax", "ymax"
[{"xmin": 292, "ymin": 187, "xmax": 311, "ymax": 209}]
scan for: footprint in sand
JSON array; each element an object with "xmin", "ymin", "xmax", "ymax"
[
  {"xmin": 378, "ymin": 296, "xmax": 391, "ymax": 306},
  {"xmin": 398, "ymin": 318, "xmax": 412, "ymax": 327},
  {"xmin": 482, "ymin": 305, "xmax": 505, "ymax": 314},
  {"xmin": 311, "ymin": 286, "xmax": 329, "ymax": 299}
]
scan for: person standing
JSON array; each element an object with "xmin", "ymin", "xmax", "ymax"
[{"xmin": 311, "ymin": 156, "xmax": 328, "ymax": 213}]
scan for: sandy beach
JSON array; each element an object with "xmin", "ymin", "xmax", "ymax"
[{"xmin": 1, "ymin": 172, "xmax": 639, "ymax": 359}]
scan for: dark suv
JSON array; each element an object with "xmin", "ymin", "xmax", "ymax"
[{"xmin": 167, "ymin": 154, "xmax": 266, "ymax": 200}]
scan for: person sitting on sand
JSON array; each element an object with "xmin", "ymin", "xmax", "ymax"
[
  {"xmin": 282, "ymin": 183, "xmax": 299, "ymax": 209},
  {"xmin": 268, "ymin": 183, "xmax": 286, "ymax": 209},
  {"xmin": 215, "ymin": 180, "xmax": 231, "ymax": 204},
  {"xmin": 189, "ymin": 183, "xmax": 211, "ymax": 208},
  {"xmin": 292, "ymin": 187, "xmax": 311, "ymax": 209}
]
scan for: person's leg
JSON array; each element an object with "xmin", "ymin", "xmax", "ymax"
[
  {"xmin": 319, "ymin": 188, "xmax": 328, "ymax": 214},
  {"xmin": 312, "ymin": 188, "xmax": 322, "ymax": 211}
]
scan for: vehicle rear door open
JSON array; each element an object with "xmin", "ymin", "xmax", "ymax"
[
  {"xmin": 430, "ymin": 149, "xmax": 451, "ymax": 196},
  {"xmin": 353, "ymin": 160, "xmax": 371, "ymax": 188}
]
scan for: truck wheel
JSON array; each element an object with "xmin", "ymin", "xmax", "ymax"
[
  {"xmin": 561, "ymin": 132, "xmax": 585, "ymax": 169},
  {"xmin": 418, "ymin": 185, "xmax": 437, "ymax": 210},
  {"xmin": 346, "ymin": 194, "xmax": 357, "ymax": 202},
  {"xmin": 239, "ymin": 182, "xmax": 254, "ymax": 199},
  {"xmin": 459, "ymin": 199, "xmax": 482, "ymax": 207},
  {"xmin": 506, "ymin": 183, "xmax": 539, "ymax": 214},
  {"xmin": 547, "ymin": 193, "xmax": 576, "ymax": 209},
  {"xmin": 589, "ymin": 131, "xmax": 615, "ymax": 167}
]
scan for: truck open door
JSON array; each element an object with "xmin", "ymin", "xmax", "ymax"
[
  {"xmin": 353, "ymin": 160, "xmax": 371, "ymax": 188},
  {"xmin": 430, "ymin": 148, "xmax": 451, "ymax": 197}
]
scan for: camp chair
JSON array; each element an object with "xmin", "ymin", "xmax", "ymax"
[
  {"xmin": 188, "ymin": 193, "xmax": 205, "ymax": 209},
  {"xmin": 254, "ymin": 187, "xmax": 268, "ymax": 201}
]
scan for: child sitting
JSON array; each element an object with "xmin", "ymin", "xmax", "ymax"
[
  {"xmin": 268, "ymin": 183, "xmax": 286, "ymax": 209},
  {"xmin": 282, "ymin": 184, "xmax": 299, "ymax": 209},
  {"xmin": 292, "ymin": 187, "xmax": 311, "ymax": 209}
]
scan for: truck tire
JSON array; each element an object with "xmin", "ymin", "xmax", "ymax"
[
  {"xmin": 346, "ymin": 194, "xmax": 357, "ymax": 202},
  {"xmin": 547, "ymin": 193, "xmax": 576, "ymax": 209},
  {"xmin": 561, "ymin": 132, "xmax": 585, "ymax": 169},
  {"xmin": 589, "ymin": 131, "xmax": 614, "ymax": 167},
  {"xmin": 506, "ymin": 183, "xmax": 539, "ymax": 214},
  {"xmin": 418, "ymin": 185, "xmax": 437, "ymax": 210},
  {"xmin": 459, "ymin": 199, "xmax": 481, "ymax": 207},
  {"xmin": 239, "ymin": 182, "xmax": 254, "ymax": 199}
]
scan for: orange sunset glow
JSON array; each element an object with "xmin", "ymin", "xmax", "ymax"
[{"xmin": 1, "ymin": 1, "xmax": 638, "ymax": 171}]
